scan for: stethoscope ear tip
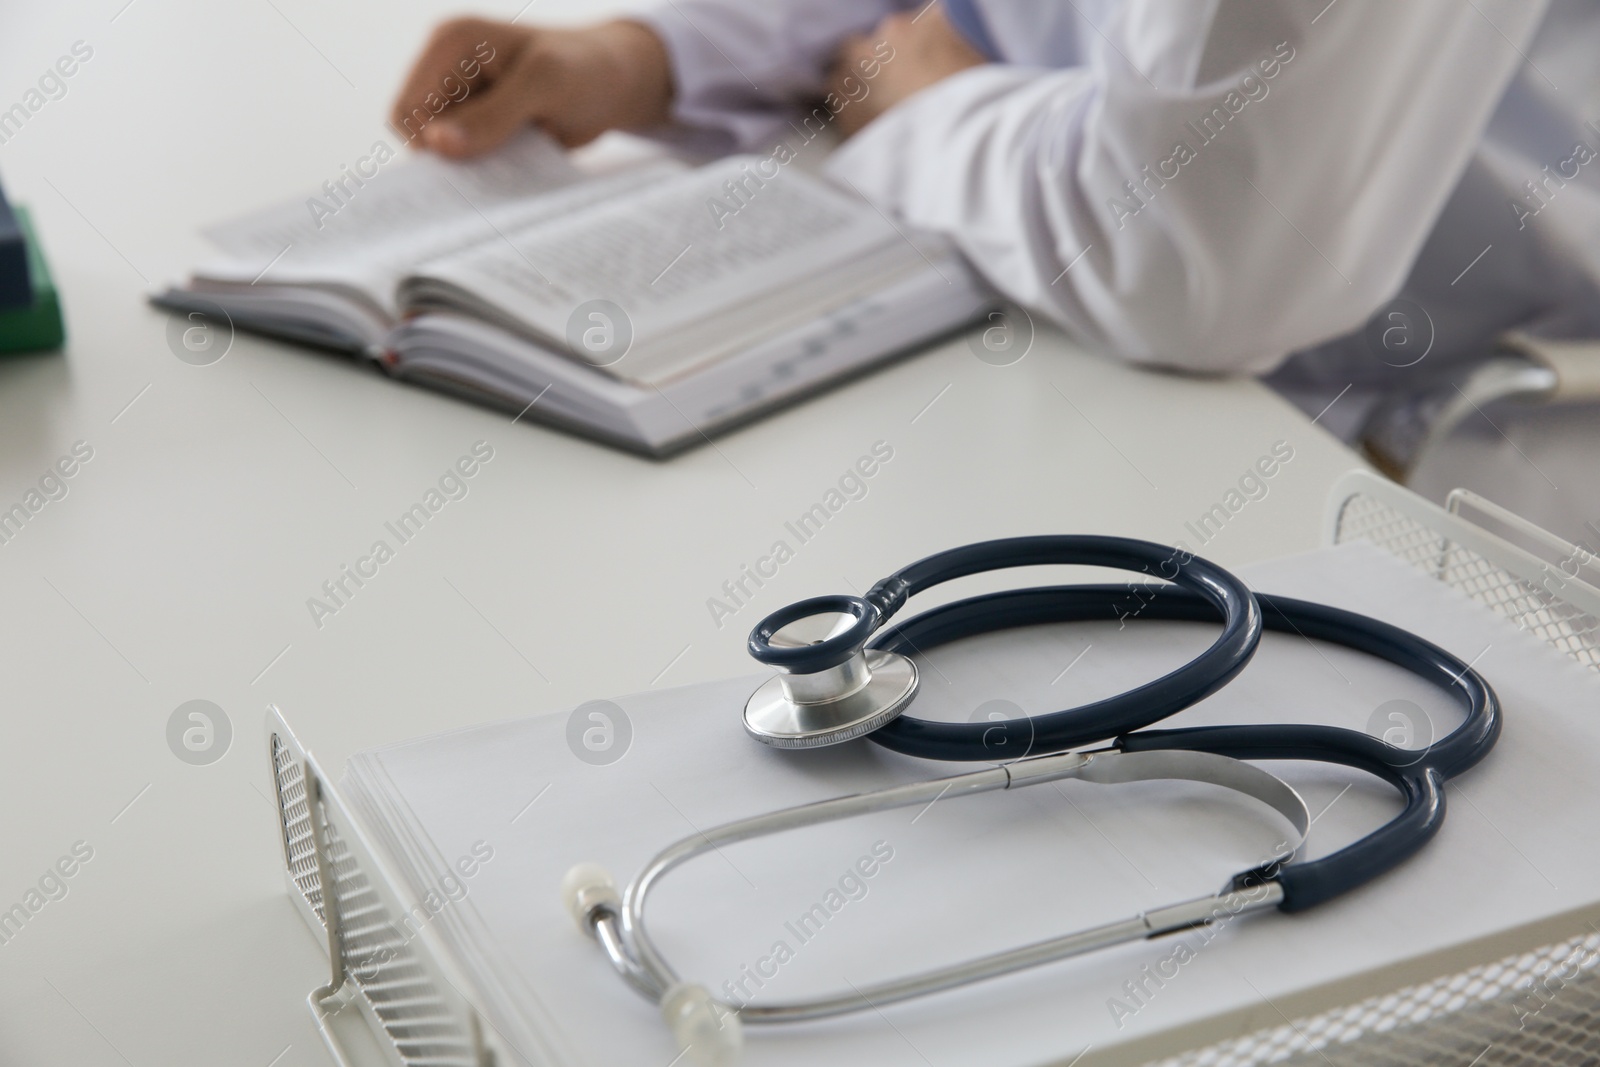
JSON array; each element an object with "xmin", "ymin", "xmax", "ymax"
[
  {"xmin": 560, "ymin": 862, "xmax": 620, "ymax": 939},
  {"xmin": 661, "ymin": 984, "xmax": 743, "ymax": 1066}
]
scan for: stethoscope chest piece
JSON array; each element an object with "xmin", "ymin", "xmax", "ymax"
[{"xmin": 743, "ymin": 597, "xmax": 919, "ymax": 749}]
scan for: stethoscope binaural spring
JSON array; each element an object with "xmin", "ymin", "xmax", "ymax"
[{"xmin": 562, "ymin": 536, "xmax": 1500, "ymax": 1065}]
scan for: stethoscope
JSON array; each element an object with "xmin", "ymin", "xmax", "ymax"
[{"xmin": 562, "ymin": 537, "xmax": 1500, "ymax": 1064}]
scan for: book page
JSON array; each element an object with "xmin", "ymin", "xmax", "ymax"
[
  {"xmin": 407, "ymin": 156, "xmax": 905, "ymax": 377},
  {"xmin": 202, "ymin": 131, "xmax": 578, "ymax": 264},
  {"xmin": 190, "ymin": 132, "xmax": 676, "ymax": 315}
]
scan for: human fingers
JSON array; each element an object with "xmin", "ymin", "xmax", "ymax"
[{"xmin": 389, "ymin": 18, "xmax": 530, "ymax": 151}]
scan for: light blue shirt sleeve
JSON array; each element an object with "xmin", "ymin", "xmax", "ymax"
[
  {"xmin": 633, "ymin": 0, "xmax": 907, "ymax": 152},
  {"xmin": 940, "ymin": 0, "xmax": 1002, "ymax": 60}
]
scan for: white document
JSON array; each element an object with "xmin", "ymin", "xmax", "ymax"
[{"xmin": 342, "ymin": 541, "xmax": 1600, "ymax": 1066}]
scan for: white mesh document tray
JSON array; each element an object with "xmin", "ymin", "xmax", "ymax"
[
  {"xmin": 269, "ymin": 720, "xmax": 498, "ymax": 1067},
  {"xmin": 267, "ymin": 470, "xmax": 1600, "ymax": 1067}
]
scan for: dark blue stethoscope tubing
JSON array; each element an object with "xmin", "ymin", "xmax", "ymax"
[
  {"xmin": 862, "ymin": 535, "xmax": 1249, "ymax": 623},
  {"xmin": 865, "ymin": 583, "xmax": 1499, "ymax": 912},
  {"xmin": 747, "ymin": 594, "xmax": 877, "ymax": 672},
  {"xmin": 1251, "ymin": 594, "xmax": 1500, "ymax": 781},
  {"xmin": 760, "ymin": 536, "xmax": 1266, "ymax": 753},
  {"xmin": 869, "ymin": 584, "xmax": 1245, "ymax": 758},
  {"xmin": 1120, "ymin": 724, "xmax": 1448, "ymax": 912},
  {"xmin": 750, "ymin": 536, "xmax": 1260, "ymax": 679},
  {"xmin": 867, "ymin": 586, "xmax": 1498, "ymax": 778}
]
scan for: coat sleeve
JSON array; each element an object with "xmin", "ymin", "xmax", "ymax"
[
  {"xmin": 823, "ymin": 0, "xmax": 1550, "ymax": 373},
  {"xmin": 632, "ymin": 0, "xmax": 906, "ymax": 152}
]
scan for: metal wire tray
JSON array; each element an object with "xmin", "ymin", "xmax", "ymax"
[
  {"xmin": 1146, "ymin": 471, "xmax": 1600, "ymax": 1067},
  {"xmin": 269, "ymin": 713, "xmax": 499, "ymax": 1066}
]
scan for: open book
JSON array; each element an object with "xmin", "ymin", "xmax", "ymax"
[{"xmin": 155, "ymin": 134, "xmax": 990, "ymax": 455}]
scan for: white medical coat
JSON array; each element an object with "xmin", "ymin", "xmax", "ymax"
[{"xmin": 638, "ymin": 0, "xmax": 1600, "ymax": 438}]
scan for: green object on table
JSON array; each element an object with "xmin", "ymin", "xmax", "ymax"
[{"xmin": 0, "ymin": 207, "xmax": 65, "ymax": 353}]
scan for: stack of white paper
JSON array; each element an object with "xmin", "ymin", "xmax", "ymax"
[{"xmin": 341, "ymin": 542, "xmax": 1600, "ymax": 1066}]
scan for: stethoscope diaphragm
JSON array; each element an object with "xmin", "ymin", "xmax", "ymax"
[{"xmin": 742, "ymin": 594, "xmax": 918, "ymax": 747}]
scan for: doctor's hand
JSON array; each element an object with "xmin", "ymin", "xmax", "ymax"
[
  {"xmin": 390, "ymin": 17, "xmax": 673, "ymax": 157},
  {"xmin": 826, "ymin": 7, "xmax": 987, "ymax": 139}
]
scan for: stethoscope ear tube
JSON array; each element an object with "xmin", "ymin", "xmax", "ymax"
[
  {"xmin": 1120, "ymin": 725, "xmax": 1449, "ymax": 913},
  {"xmin": 571, "ymin": 744, "xmax": 1313, "ymax": 1034}
]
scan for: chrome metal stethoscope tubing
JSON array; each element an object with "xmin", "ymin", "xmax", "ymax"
[
  {"xmin": 734, "ymin": 885, "xmax": 1286, "ymax": 1023},
  {"xmin": 619, "ymin": 760, "xmax": 1034, "ymax": 1002},
  {"xmin": 590, "ymin": 748, "xmax": 1306, "ymax": 1024}
]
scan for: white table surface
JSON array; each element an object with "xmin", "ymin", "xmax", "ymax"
[{"xmin": 0, "ymin": 2, "xmax": 1363, "ymax": 1064}]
